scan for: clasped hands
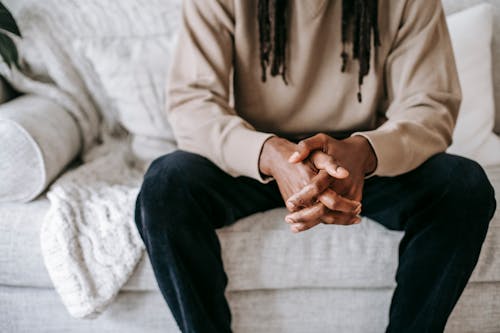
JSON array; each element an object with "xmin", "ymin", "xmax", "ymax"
[{"xmin": 259, "ymin": 133, "xmax": 377, "ymax": 233}]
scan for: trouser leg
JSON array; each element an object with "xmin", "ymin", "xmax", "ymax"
[
  {"xmin": 361, "ymin": 153, "xmax": 496, "ymax": 332},
  {"xmin": 134, "ymin": 150, "xmax": 283, "ymax": 333}
]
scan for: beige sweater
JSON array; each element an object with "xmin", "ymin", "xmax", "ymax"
[{"xmin": 166, "ymin": 0, "xmax": 461, "ymax": 182}]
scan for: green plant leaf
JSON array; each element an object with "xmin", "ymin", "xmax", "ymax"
[
  {"xmin": 0, "ymin": 3, "xmax": 20, "ymax": 37},
  {"xmin": 0, "ymin": 32, "xmax": 19, "ymax": 68}
]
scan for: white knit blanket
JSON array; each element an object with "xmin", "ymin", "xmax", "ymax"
[
  {"xmin": 1, "ymin": 8, "xmax": 149, "ymax": 318},
  {"xmin": 41, "ymin": 139, "xmax": 145, "ymax": 319}
]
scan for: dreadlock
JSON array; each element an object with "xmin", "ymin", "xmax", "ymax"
[{"xmin": 258, "ymin": 0, "xmax": 381, "ymax": 102}]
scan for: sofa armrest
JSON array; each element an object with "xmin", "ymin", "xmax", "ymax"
[{"xmin": 0, "ymin": 94, "xmax": 81, "ymax": 202}]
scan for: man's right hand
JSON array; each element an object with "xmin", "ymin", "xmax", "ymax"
[{"xmin": 259, "ymin": 136, "xmax": 360, "ymax": 232}]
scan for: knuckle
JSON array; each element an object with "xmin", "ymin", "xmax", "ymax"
[
  {"xmin": 299, "ymin": 140, "xmax": 311, "ymax": 150},
  {"xmin": 290, "ymin": 195, "xmax": 304, "ymax": 208},
  {"xmin": 286, "ymin": 201, "xmax": 298, "ymax": 212},
  {"xmin": 328, "ymin": 197, "xmax": 338, "ymax": 210},
  {"xmin": 311, "ymin": 150, "xmax": 322, "ymax": 159},
  {"xmin": 322, "ymin": 197, "xmax": 335, "ymax": 210},
  {"xmin": 310, "ymin": 182, "xmax": 321, "ymax": 194},
  {"xmin": 294, "ymin": 214, "xmax": 307, "ymax": 223},
  {"xmin": 297, "ymin": 197, "xmax": 307, "ymax": 207}
]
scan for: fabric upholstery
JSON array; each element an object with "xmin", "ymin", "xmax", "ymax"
[
  {"xmin": 2, "ymin": 0, "xmax": 498, "ymax": 195},
  {"xmin": 0, "ymin": 195, "xmax": 50, "ymax": 287},
  {"xmin": 5, "ymin": 0, "xmax": 500, "ymax": 134},
  {"xmin": 13, "ymin": 0, "xmax": 500, "ymax": 167},
  {"xmin": 2, "ymin": 164, "xmax": 500, "ymax": 292},
  {"xmin": 4, "ymin": 0, "xmax": 500, "ymax": 133},
  {"xmin": 1, "ymin": 284, "xmax": 500, "ymax": 333},
  {"xmin": 446, "ymin": 4, "xmax": 500, "ymax": 165},
  {"xmin": 442, "ymin": 0, "xmax": 500, "ymax": 134},
  {"xmin": 14, "ymin": 0, "xmax": 182, "ymax": 162},
  {"xmin": 71, "ymin": 28, "xmax": 179, "ymax": 160},
  {"xmin": 0, "ymin": 95, "xmax": 81, "ymax": 202},
  {"xmin": 1, "ymin": 0, "xmax": 500, "ymax": 331}
]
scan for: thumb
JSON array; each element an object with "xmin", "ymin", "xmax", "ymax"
[
  {"xmin": 311, "ymin": 151, "xmax": 350, "ymax": 179},
  {"xmin": 288, "ymin": 133, "xmax": 327, "ymax": 163}
]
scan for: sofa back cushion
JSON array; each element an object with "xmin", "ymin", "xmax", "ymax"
[
  {"xmin": 443, "ymin": 0, "xmax": 500, "ymax": 134},
  {"xmin": 13, "ymin": 0, "xmax": 500, "ymax": 163},
  {"xmin": 72, "ymin": 0, "xmax": 183, "ymax": 161},
  {"xmin": 18, "ymin": 0, "xmax": 182, "ymax": 162},
  {"xmin": 446, "ymin": 4, "xmax": 500, "ymax": 165}
]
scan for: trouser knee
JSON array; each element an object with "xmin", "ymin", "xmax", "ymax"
[
  {"xmin": 425, "ymin": 154, "xmax": 496, "ymax": 239},
  {"xmin": 135, "ymin": 150, "xmax": 208, "ymax": 235}
]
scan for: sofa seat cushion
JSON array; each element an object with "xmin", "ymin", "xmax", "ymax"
[
  {"xmin": 130, "ymin": 210, "xmax": 404, "ymax": 292},
  {"xmin": 2, "ymin": 165, "xmax": 500, "ymax": 291},
  {"xmin": 0, "ymin": 193, "xmax": 51, "ymax": 288}
]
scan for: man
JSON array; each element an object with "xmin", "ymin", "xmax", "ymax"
[{"xmin": 134, "ymin": 0, "xmax": 497, "ymax": 332}]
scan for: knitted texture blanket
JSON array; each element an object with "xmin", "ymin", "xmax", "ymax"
[{"xmin": 41, "ymin": 139, "xmax": 145, "ymax": 318}]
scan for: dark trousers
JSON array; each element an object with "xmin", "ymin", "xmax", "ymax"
[{"xmin": 134, "ymin": 150, "xmax": 496, "ymax": 333}]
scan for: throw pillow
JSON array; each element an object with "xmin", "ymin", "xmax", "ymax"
[
  {"xmin": 73, "ymin": 34, "xmax": 179, "ymax": 161},
  {"xmin": 446, "ymin": 3, "xmax": 500, "ymax": 165}
]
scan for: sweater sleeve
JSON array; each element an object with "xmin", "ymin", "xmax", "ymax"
[
  {"xmin": 166, "ymin": 0, "xmax": 274, "ymax": 182},
  {"xmin": 351, "ymin": 0, "xmax": 462, "ymax": 177}
]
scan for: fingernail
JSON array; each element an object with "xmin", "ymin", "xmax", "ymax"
[
  {"xmin": 338, "ymin": 167, "xmax": 348, "ymax": 173},
  {"xmin": 353, "ymin": 217, "xmax": 362, "ymax": 224},
  {"xmin": 288, "ymin": 152, "xmax": 300, "ymax": 162},
  {"xmin": 285, "ymin": 216, "xmax": 296, "ymax": 224},
  {"xmin": 286, "ymin": 200, "xmax": 296, "ymax": 210}
]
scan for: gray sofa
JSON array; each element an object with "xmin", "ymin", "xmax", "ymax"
[{"xmin": 2, "ymin": 1, "xmax": 500, "ymax": 332}]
